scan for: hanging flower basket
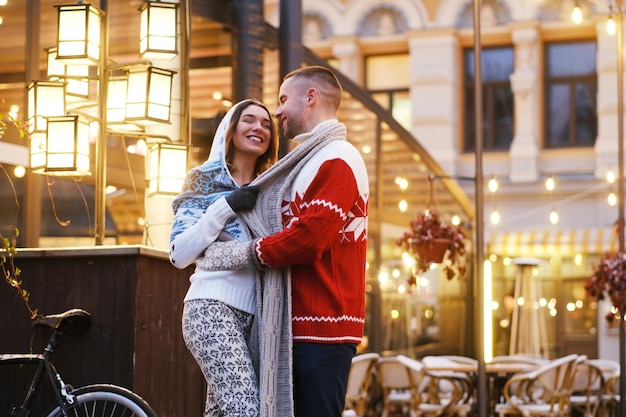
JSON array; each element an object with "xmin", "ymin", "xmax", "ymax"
[
  {"xmin": 585, "ymin": 251, "xmax": 626, "ymax": 325},
  {"xmin": 396, "ymin": 176, "xmax": 467, "ymax": 281},
  {"xmin": 584, "ymin": 231, "xmax": 626, "ymax": 409},
  {"xmin": 412, "ymin": 237, "xmax": 452, "ymax": 264}
]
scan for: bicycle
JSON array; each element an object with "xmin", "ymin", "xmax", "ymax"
[{"xmin": 1, "ymin": 308, "xmax": 158, "ymax": 417}]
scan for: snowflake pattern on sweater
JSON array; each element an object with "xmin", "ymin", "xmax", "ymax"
[{"xmin": 256, "ymin": 141, "xmax": 369, "ymax": 344}]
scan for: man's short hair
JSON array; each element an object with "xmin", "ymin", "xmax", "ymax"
[{"xmin": 284, "ymin": 66, "xmax": 342, "ymax": 110}]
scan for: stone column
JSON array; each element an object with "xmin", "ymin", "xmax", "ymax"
[
  {"xmin": 408, "ymin": 30, "xmax": 458, "ymax": 175},
  {"xmin": 330, "ymin": 37, "xmax": 363, "ymax": 85},
  {"xmin": 594, "ymin": 21, "xmax": 621, "ymax": 180},
  {"xmin": 509, "ymin": 26, "xmax": 540, "ymax": 183}
]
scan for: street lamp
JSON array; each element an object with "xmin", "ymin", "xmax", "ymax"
[
  {"xmin": 146, "ymin": 142, "xmax": 188, "ymax": 197},
  {"xmin": 139, "ymin": 1, "xmax": 179, "ymax": 60},
  {"xmin": 26, "ymin": 1, "xmax": 187, "ymax": 246}
]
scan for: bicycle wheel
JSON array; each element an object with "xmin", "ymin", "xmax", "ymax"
[{"xmin": 44, "ymin": 384, "xmax": 157, "ymax": 417}]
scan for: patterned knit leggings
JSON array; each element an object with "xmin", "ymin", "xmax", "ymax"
[{"xmin": 182, "ymin": 299, "xmax": 260, "ymax": 417}]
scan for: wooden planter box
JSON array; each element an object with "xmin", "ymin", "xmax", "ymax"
[{"xmin": 0, "ymin": 245, "xmax": 203, "ymax": 417}]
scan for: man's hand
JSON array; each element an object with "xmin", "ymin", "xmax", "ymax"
[{"xmin": 225, "ymin": 185, "xmax": 260, "ymax": 212}]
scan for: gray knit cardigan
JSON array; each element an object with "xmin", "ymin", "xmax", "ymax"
[{"xmin": 243, "ymin": 119, "xmax": 347, "ymax": 417}]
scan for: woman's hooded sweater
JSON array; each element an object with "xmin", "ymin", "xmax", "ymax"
[{"xmin": 168, "ymin": 101, "xmax": 256, "ymax": 314}]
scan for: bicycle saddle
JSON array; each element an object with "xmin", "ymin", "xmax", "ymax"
[{"xmin": 31, "ymin": 308, "xmax": 92, "ymax": 334}]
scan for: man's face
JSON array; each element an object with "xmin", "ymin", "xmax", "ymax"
[{"xmin": 274, "ymin": 77, "xmax": 308, "ymax": 140}]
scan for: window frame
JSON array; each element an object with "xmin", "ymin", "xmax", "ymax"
[
  {"xmin": 543, "ymin": 39, "xmax": 598, "ymax": 149},
  {"xmin": 462, "ymin": 45, "xmax": 515, "ymax": 153}
]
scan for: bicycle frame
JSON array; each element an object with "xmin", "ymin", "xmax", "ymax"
[
  {"xmin": 1, "ymin": 317, "xmax": 81, "ymax": 417},
  {"xmin": 0, "ymin": 309, "xmax": 155, "ymax": 417}
]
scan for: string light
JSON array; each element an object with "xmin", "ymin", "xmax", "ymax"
[
  {"xmin": 572, "ymin": 2, "xmax": 583, "ymax": 24},
  {"xmin": 488, "ymin": 177, "xmax": 498, "ymax": 193},
  {"xmin": 395, "ymin": 176, "xmax": 409, "ymax": 190},
  {"xmin": 488, "ymin": 176, "xmax": 499, "ymax": 224},
  {"xmin": 607, "ymin": 170, "xmax": 616, "ymax": 184},
  {"xmin": 609, "ymin": 192, "xmax": 617, "ymax": 206},
  {"xmin": 14, "ymin": 166, "xmax": 26, "ymax": 178},
  {"xmin": 550, "ymin": 209, "xmax": 559, "ymax": 225},
  {"xmin": 545, "ymin": 176, "xmax": 555, "ymax": 191},
  {"xmin": 607, "ymin": 9, "xmax": 617, "ymax": 36}
]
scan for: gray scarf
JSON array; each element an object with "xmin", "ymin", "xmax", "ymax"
[{"xmin": 244, "ymin": 119, "xmax": 347, "ymax": 417}]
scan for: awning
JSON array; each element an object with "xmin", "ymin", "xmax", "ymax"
[{"xmin": 487, "ymin": 227, "xmax": 618, "ymax": 257}]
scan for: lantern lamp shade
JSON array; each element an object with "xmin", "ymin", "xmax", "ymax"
[
  {"xmin": 139, "ymin": 1, "xmax": 178, "ymax": 61},
  {"xmin": 107, "ymin": 76, "xmax": 129, "ymax": 124},
  {"xmin": 27, "ymin": 80, "xmax": 66, "ymax": 135},
  {"xmin": 31, "ymin": 115, "xmax": 91, "ymax": 176},
  {"xmin": 46, "ymin": 47, "xmax": 65, "ymax": 78},
  {"xmin": 56, "ymin": 4, "xmax": 102, "ymax": 65},
  {"xmin": 125, "ymin": 66, "xmax": 174, "ymax": 125},
  {"xmin": 147, "ymin": 142, "xmax": 187, "ymax": 196},
  {"xmin": 47, "ymin": 47, "xmax": 90, "ymax": 99},
  {"xmin": 29, "ymin": 132, "xmax": 48, "ymax": 174}
]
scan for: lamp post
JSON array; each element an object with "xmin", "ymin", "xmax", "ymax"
[
  {"xmin": 472, "ymin": 1, "xmax": 488, "ymax": 417},
  {"xmin": 26, "ymin": 1, "xmax": 187, "ymax": 246},
  {"xmin": 616, "ymin": 3, "xmax": 626, "ymax": 417}
]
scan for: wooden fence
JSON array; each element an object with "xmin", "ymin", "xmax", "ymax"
[{"xmin": 0, "ymin": 245, "xmax": 204, "ymax": 417}]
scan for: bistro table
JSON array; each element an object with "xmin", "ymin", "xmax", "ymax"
[{"xmin": 422, "ymin": 356, "xmax": 539, "ymax": 416}]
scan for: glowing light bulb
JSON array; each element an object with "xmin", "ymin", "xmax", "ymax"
[
  {"xmin": 607, "ymin": 16, "xmax": 616, "ymax": 36},
  {"xmin": 490, "ymin": 210, "xmax": 500, "ymax": 225},
  {"xmin": 488, "ymin": 178, "xmax": 498, "ymax": 193},
  {"xmin": 608, "ymin": 192, "xmax": 617, "ymax": 206},
  {"xmin": 14, "ymin": 166, "xmax": 26, "ymax": 178},
  {"xmin": 545, "ymin": 177, "xmax": 555, "ymax": 191},
  {"xmin": 549, "ymin": 210, "xmax": 559, "ymax": 225},
  {"xmin": 572, "ymin": 6, "xmax": 583, "ymax": 24},
  {"xmin": 607, "ymin": 170, "xmax": 616, "ymax": 184}
]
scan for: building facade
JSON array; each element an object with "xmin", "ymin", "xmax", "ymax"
[
  {"xmin": 0, "ymin": 0, "xmax": 622, "ymax": 360},
  {"xmin": 265, "ymin": 0, "xmax": 622, "ymax": 359}
]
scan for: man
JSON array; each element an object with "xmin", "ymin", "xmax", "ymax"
[{"xmin": 197, "ymin": 65, "xmax": 369, "ymax": 417}]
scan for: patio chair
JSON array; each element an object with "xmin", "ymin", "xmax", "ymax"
[
  {"xmin": 491, "ymin": 355, "xmax": 549, "ymax": 366},
  {"xmin": 344, "ymin": 352, "xmax": 380, "ymax": 417},
  {"xmin": 494, "ymin": 354, "xmax": 581, "ymax": 417},
  {"xmin": 397, "ymin": 355, "xmax": 473, "ymax": 417},
  {"xmin": 438, "ymin": 355, "xmax": 479, "ymax": 366},
  {"xmin": 569, "ymin": 358, "xmax": 606, "ymax": 417},
  {"xmin": 376, "ymin": 356, "xmax": 416, "ymax": 417},
  {"xmin": 603, "ymin": 370, "xmax": 621, "ymax": 416}
]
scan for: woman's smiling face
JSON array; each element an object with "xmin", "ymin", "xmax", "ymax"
[{"xmin": 233, "ymin": 103, "xmax": 273, "ymax": 157}]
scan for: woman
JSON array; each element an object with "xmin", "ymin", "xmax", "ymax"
[{"xmin": 169, "ymin": 99, "xmax": 279, "ymax": 417}]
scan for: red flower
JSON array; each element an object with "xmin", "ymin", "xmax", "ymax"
[{"xmin": 586, "ymin": 252, "xmax": 626, "ymax": 324}]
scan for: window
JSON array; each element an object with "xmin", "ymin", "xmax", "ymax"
[
  {"xmin": 371, "ymin": 90, "xmax": 411, "ymax": 130},
  {"xmin": 366, "ymin": 54, "xmax": 411, "ymax": 130},
  {"xmin": 463, "ymin": 46, "xmax": 514, "ymax": 152},
  {"xmin": 545, "ymin": 41, "xmax": 597, "ymax": 148}
]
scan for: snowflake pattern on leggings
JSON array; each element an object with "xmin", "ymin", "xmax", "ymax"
[{"xmin": 182, "ymin": 299, "xmax": 259, "ymax": 417}]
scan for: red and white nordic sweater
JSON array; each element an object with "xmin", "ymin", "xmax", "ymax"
[{"xmin": 255, "ymin": 139, "xmax": 369, "ymax": 344}]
